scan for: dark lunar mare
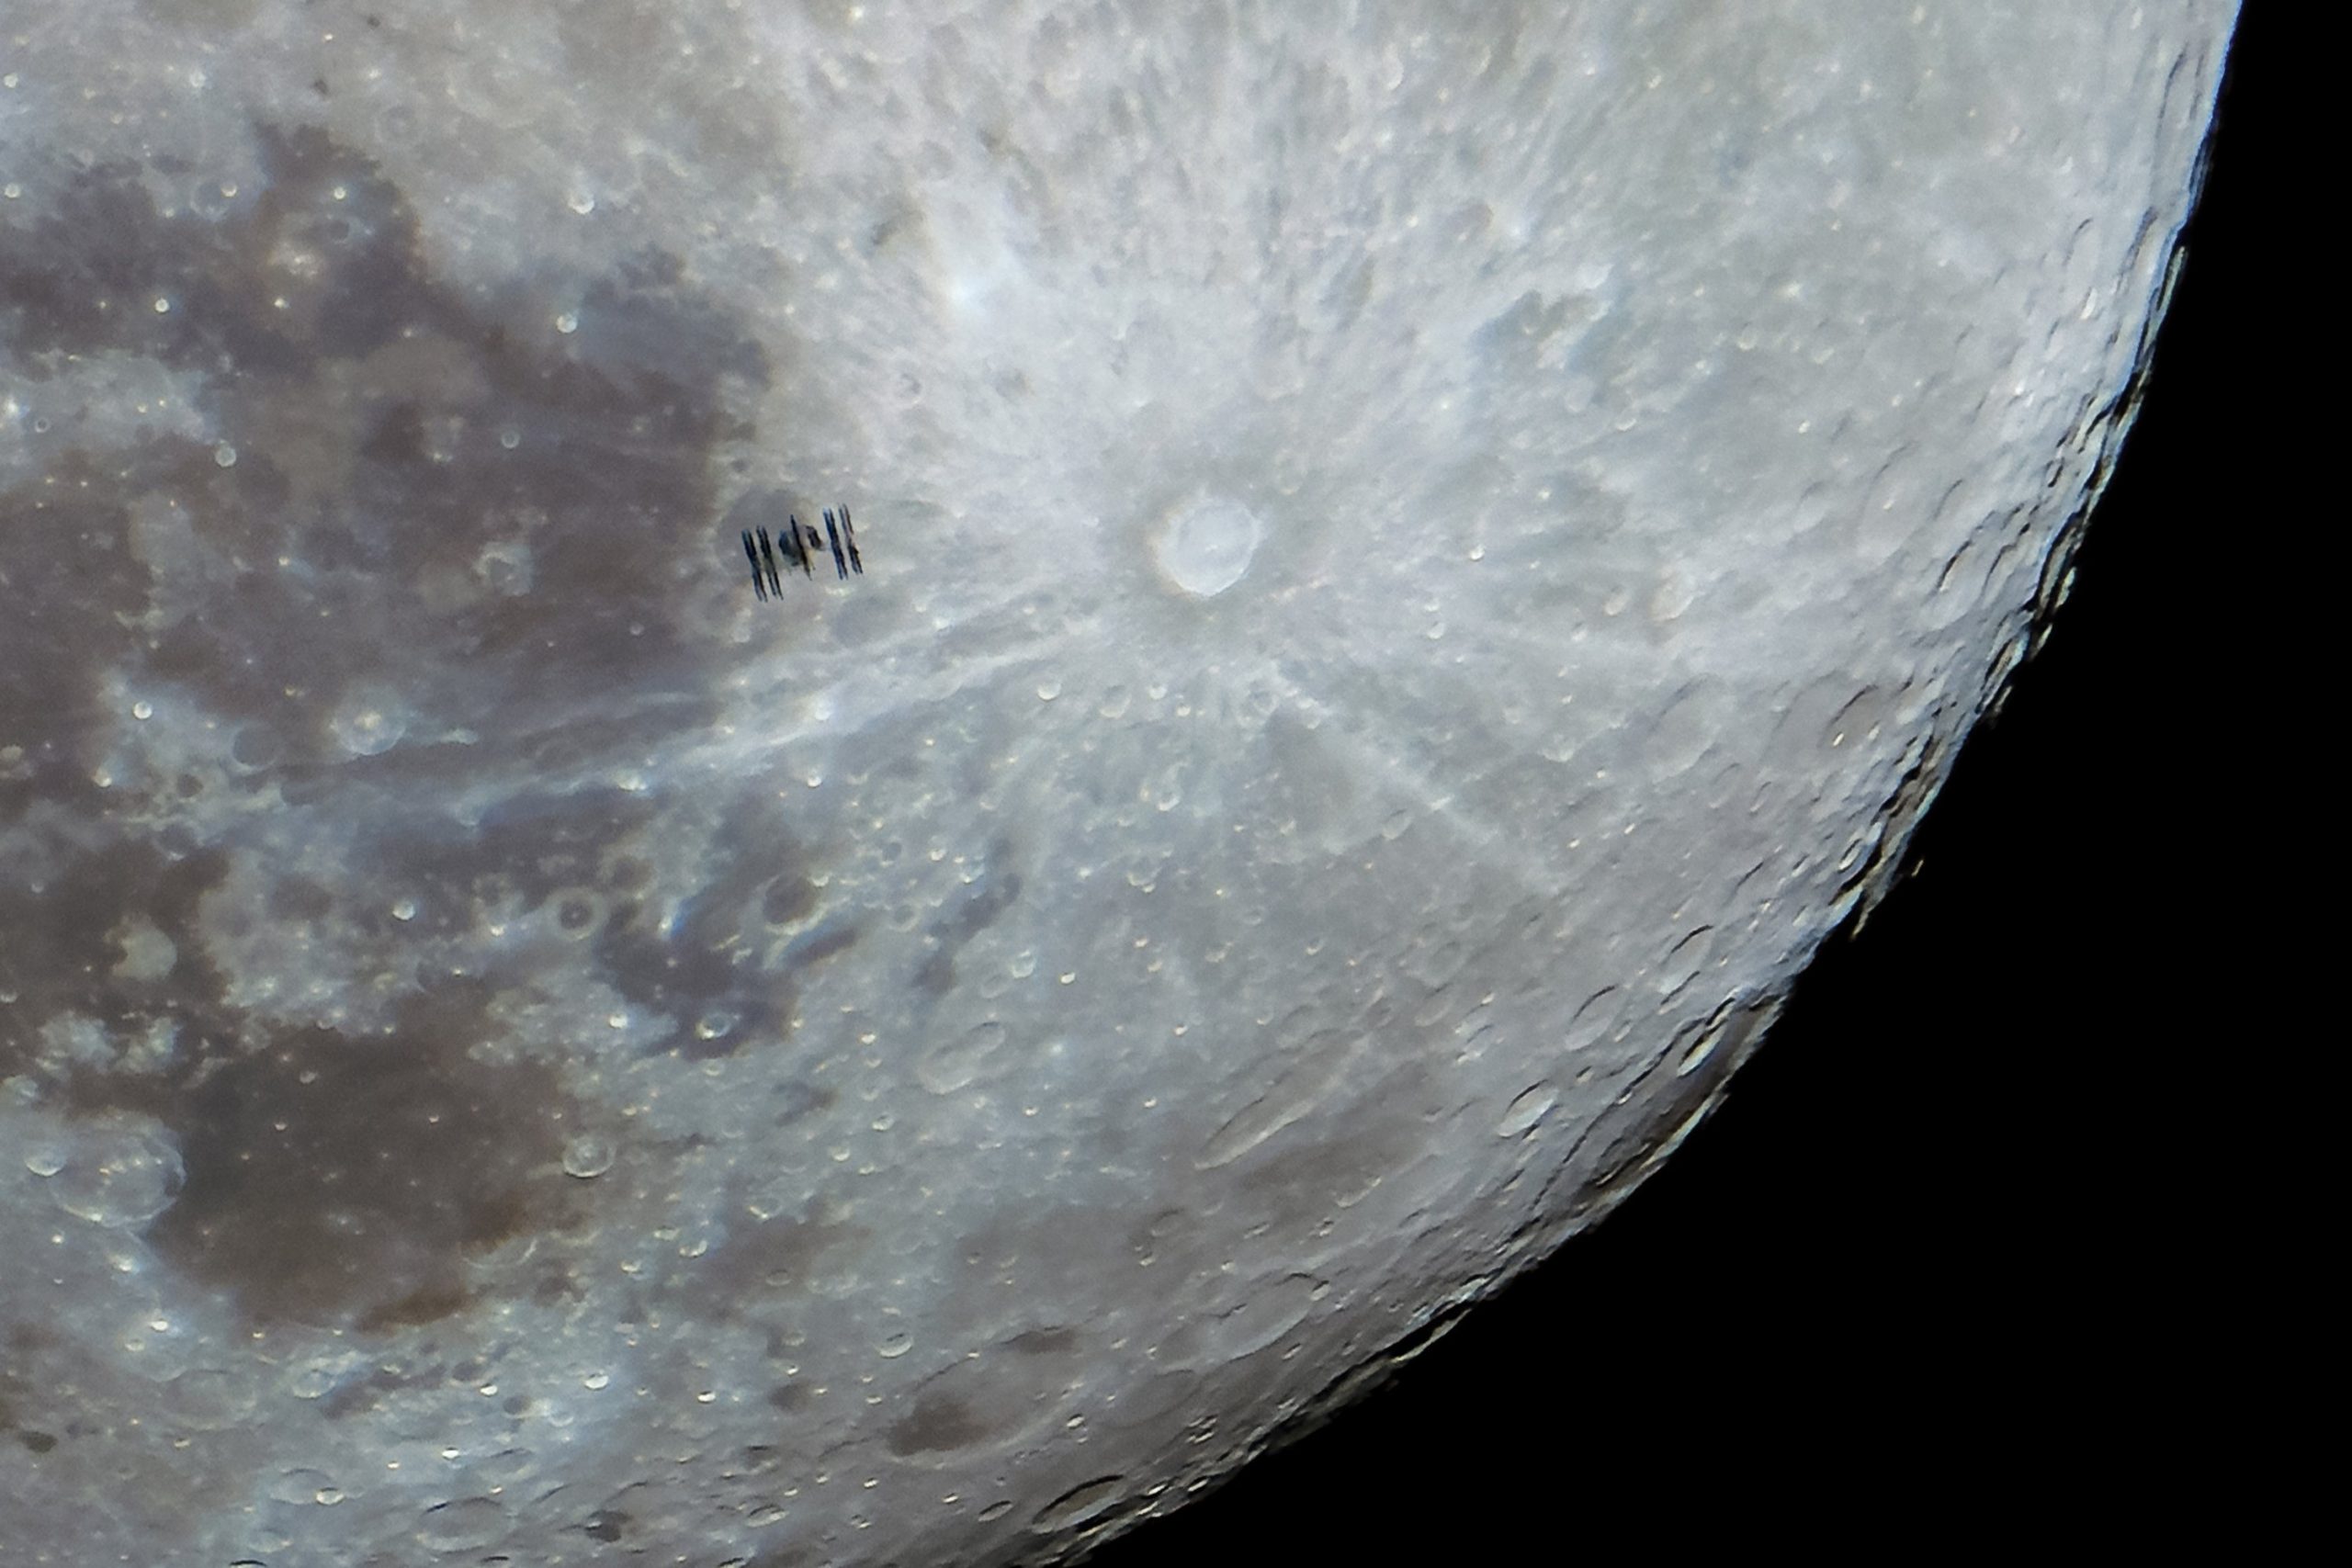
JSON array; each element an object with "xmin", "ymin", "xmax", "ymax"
[{"xmin": 0, "ymin": 121, "xmax": 825, "ymax": 1337}]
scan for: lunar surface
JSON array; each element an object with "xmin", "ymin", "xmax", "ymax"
[{"xmin": 0, "ymin": 4, "xmax": 2233, "ymax": 1563}]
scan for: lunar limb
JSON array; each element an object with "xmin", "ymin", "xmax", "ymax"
[{"xmin": 0, "ymin": 4, "xmax": 2234, "ymax": 1565}]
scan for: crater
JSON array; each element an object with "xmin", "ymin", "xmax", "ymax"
[{"xmin": 1151, "ymin": 495, "xmax": 1262, "ymax": 598}]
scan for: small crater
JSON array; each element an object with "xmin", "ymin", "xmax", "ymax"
[
  {"xmin": 326, "ymin": 682, "xmax": 410, "ymax": 757},
  {"xmin": 560, "ymin": 1133, "xmax": 616, "ymax": 1179},
  {"xmin": 1497, "ymin": 1083, "xmax": 1558, "ymax": 1137},
  {"xmin": 916, "ymin": 1020, "xmax": 1006, "ymax": 1096},
  {"xmin": 417, "ymin": 1495, "xmax": 506, "ymax": 1552},
  {"xmin": 1152, "ymin": 495, "xmax": 1261, "ymax": 598},
  {"xmin": 1033, "ymin": 1474, "xmax": 1126, "ymax": 1531},
  {"xmin": 50, "ymin": 1119, "xmax": 186, "ymax": 1227},
  {"xmin": 762, "ymin": 874, "xmax": 816, "ymax": 927}
]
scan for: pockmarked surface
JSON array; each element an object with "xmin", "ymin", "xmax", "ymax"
[{"xmin": 0, "ymin": 4, "xmax": 2232, "ymax": 1562}]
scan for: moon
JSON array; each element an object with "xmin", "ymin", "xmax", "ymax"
[{"xmin": 0, "ymin": 5, "xmax": 2234, "ymax": 1564}]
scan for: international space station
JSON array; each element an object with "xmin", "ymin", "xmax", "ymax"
[{"xmin": 741, "ymin": 506, "xmax": 863, "ymax": 601}]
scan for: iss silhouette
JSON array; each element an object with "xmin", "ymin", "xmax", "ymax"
[{"xmin": 741, "ymin": 507, "xmax": 862, "ymax": 601}]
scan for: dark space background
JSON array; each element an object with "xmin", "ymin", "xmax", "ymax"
[{"xmin": 1083, "ymin": 8, "xmax": 2272, "ymax": 1560}]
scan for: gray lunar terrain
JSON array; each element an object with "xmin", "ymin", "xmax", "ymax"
[{"xmin": 0, "ymin": 3, "xmax": 2233, "ymax": 1563}]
